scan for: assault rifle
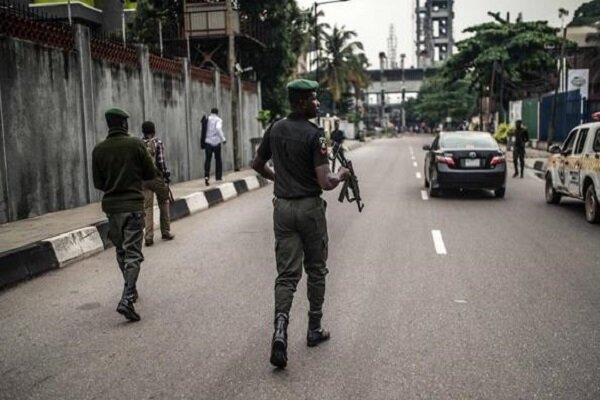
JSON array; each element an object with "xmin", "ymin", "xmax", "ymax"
[{"xmin": 331, "ymin": 141, "xmax": 364, "ymax": 213}]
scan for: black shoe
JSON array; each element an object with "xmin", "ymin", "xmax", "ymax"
[
  {"xmin": 205, "ymin": 178, "xmax": 209, "ymax": 186},
  {"xmin": 145, "ymin": 239, "xmax": 153, "ymax": 246},
  {"xmin": 307, "ymin": 328, "xmax": 330, "ymax": 347},
  {"xmin": 512, "ymin": 172, "xmax": 518, "ymax": 178},
  {"xmin": 162, "ymin": 233, "xmax": 175, "ymax": 241},
  {"xmin": 520, "ymin": 174, "xmax": 524, "ymax": 179},
  {"xmin": 270, "ymin": 313, "xmax": 288, "ymax": 368},
  {"xmin": 116, "ymin": 299, "xmax": 141, "ymax": 322}
]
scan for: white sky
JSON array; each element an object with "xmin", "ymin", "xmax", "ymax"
[{"xmin": 296, "ymin": 0, "xmax": 586, "ymax": 68}]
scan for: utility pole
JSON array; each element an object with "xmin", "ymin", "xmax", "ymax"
[
  {"xmin": 158, "ymin": 19, "xmax": 163, "ymax": 58},
  {"xmin": 226, "ymin": 0, "xmax": 241, "ymax": 171},
  {"xmin": 548, "ymin": 8, "xmax": 569, "ymax": 146},
  {"xmin": 379, "ymin": 52, "xmax": 387, "ymax": 132},
  {"xmin": 67, "ymin": 0, "xmax": 72, "ymax": 25},
  {"xmin": 400, "ymin": 53, "xmax": 406, "ymax": 131}
]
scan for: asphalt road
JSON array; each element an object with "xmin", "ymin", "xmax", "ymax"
[{"xmin": 1, "ymin": 136, "xmax": 599, "ymax": 400}]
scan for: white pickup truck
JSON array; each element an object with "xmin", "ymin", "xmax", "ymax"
[{"xmin": 545, "ymin": 121, "xmax": 600, "ymax": 223}]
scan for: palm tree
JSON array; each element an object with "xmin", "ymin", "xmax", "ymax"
[
  {"xmin": 294, "ymin": 7, "xmax": 330, "ymax": 77},
  {"xmin": 318, "ymin": 25, "xmax": 367, "ymax": 114}
]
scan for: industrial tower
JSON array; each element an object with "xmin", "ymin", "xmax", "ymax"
[
  {"xmin": 415, "ymin": 0, "xmax": 454, "ymax": 68},
  {"xmin": 387, "ymin": 24, "xmax": 398, "ymax": 69}
]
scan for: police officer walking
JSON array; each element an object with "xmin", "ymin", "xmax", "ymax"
[
  {"xmin": 252, "ymin": 79, "xmax": 350, "ymax": 369},
  {"xmin": 92, "ymin": 108, "xmax": 156, "ymax": 322},
  {"xmin": 512, "ymin": 120, "xmax": 529, "ymax": 178},
  {"xmin": 141, "ymin": 121, "xmax": 175, "ymax": 246}
]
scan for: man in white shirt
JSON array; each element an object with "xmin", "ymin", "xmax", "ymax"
[{"xmin": 203, "ymin": 108, "xmax": 227, "ymax": 186}]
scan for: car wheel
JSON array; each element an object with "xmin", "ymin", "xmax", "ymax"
[
  {"xmin": 428, "ymin": 183, "xmax": 440, "ymax": 198},
  {"xmin": 424, "ymin": 171, "xmax": 430, "ymax": 188},
  {"xmin": 494, "ymin": 187, "xmax": 505, "ymax": 198},
  {"xmin": 545, "ymin": 175, "xmax": 561, "ymax": 204},
  {"xmin": 585, "ymin": 184, "xmax": 600, "ymax": 224}
]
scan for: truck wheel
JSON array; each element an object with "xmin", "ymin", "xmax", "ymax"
[
  {"xmin": 585, "ymin": 184, "xmax": 600, "ymax": 224},
  {"xmin": 545, "ymin": 175, "xmax": 561, "ymax": 204}
]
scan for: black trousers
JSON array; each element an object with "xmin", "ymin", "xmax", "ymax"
[
  {"xmin": 513, "ymin": 147, "xmax": 525, "ymax": 175},
  {"xmin": 204, "ymin": 143, "xmax": 222, "ymax": 180}
]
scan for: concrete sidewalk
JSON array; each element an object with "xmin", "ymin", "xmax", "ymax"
[
  {"xmin": 0, "ymin": 140, "xmax": 364, "ymax": 290},
  {"xmin": 0, "ymin": 169, "xmax": 271, "ymax": 290}
]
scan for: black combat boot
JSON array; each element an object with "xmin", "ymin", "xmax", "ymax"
[
  {"xmin": 270, "ymin": 313, "xmax": 288, "ymax": 368},
  {"xmin": 307, "ymin": 328, "xmax": 330, "ymax": 347},
  {"xmin": 307, "ymin": 311, "xmax": 330, "ymax": 347},
  {"xmin": 116, "ymin": 298, "xmax": 140, "ymax": 322}
]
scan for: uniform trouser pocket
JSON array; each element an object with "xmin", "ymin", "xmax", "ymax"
[{"xmin": 301, "ymin": 200, "xmax": 329, "ymax": 313}]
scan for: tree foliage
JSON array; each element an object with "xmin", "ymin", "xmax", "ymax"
[
  {"xmin": 129, "ymin": 0, "xmax": 183, "ymax": 54},
  {"xmin": 238, "ymin": 0, "xmax": 307, "ymax": 116},
  {"xmin": 317, "ymin": 25, "xmax": 369, "ymax": 115},
  {"xmin": 570, "ymin": 0, "xmax": 600, "ymax": 27},
  {"xmin": 415, "ymin": 76, "xmax": 476, "ymax": 127},
  {"xmin": 443, "ymin": 18, "xmax": 563, "ymax": 106}
]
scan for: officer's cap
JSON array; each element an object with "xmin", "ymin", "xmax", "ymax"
[
  {"xmin": 286, "ymin": 79, "xmax": 319, "ymax": 92},
  {"xmin": 142, "ymin": 121, "xmax": 155, "ymax": 134},
  {"xmin": 105, "ymin": 108, "xmax": 130, "ymax": 119}
]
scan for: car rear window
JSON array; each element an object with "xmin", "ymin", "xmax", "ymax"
[{"xmin": 440, "ymin": 133, "xmax": 498, "ymax": 149}]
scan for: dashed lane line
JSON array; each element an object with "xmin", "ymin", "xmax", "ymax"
[
  {"xmin": 421, "ymin": 190, "xmax": 428, "ymax": 200},
  {"xmin": 432, "ymin": 230, "xmax": 447, "ymax": 255},
  {"xmin": 416, "ymin": 172, "xmax": 422, "ymax": 179},
  {"xmin": 413, "ymin": 161, "xmax": 418, "ymax": 167}
]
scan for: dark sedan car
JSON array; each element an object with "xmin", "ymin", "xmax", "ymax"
[{"xmin": 423, "ymin": 131, "xmax": 507, "ymax": 198}]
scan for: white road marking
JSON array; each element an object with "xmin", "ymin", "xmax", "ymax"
[
  {"xmin": 454, "ymin": 300, "xmax": 467, "ymax": 304},
  {"xmin": 432, "ymin": 230, "xmax": 447, "ymax": 255},
  {"xmin": 411, "ymin": 156, "xmax": 416, "ymax": 161},
  {"xmin": 416, "ymin": 172, "xmax": 422, "ymax": 179},
  {"xmin": 421, "ymin": 190, "xmax": 428, "ymax": 200},
  {"xmin": 413, "ymin": 161, "xmax": 418, "ymax": 167}
]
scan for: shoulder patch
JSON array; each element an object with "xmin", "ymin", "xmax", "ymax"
[{"xmin": 319, "ymin": 136, "xmax": 328, "ymax": 156}]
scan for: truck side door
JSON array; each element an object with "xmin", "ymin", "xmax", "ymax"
[
  {"xmin": 567, "ymin": 128, "xmax": 589, "ymax": 197},
  {"xmin": 557, "ymin": 129, "xmax": 578, "ymax": 191}
]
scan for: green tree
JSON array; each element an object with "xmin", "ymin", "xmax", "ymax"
[
  {"xmin": 318, "ymin": 25, "xmax": 368, "ymax": 115},
  {"xmin": 415, "ymin": 76, "xmax": 476, "ymax": 128},
  {"xmin": 129, "ymin": 0, "xmax": 183, "ymax": 54},
  {"xmin": 570, "ymin": 0, "xmax": 600, "ymax": 27},
  {"xmin": 443, "ymin": 16, "xmax": 563, "ymax": 117},
  {"xmin": 238, "ymin": 0, "xmax": 308, "ymax": 116}
]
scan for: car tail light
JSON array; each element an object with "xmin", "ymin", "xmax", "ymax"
[
  {"xmin": 435, "ymin": 155, "xmax": 455, "ymax": 167},
  {"xmin": 491, "ymin": 155, "xmax": 505, "ymax": 167}
]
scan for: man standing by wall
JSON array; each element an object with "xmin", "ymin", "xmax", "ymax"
[
  {"xmin": 92, "ymin": 108, "xmax": 156, "ymax": 322},
  {"xmin": 252, "ymin": 79, "xmax": 350, "ymax": 369},
  {"xmin": 204, "ymin": 108, "xmax": 227, "ymax": 186},
  {"xmin": 141, "ymin": 121, "xmax": 175, "ymax": 246},
  {"xmin": 512, "ymin": 120, "xmax": 529, "ymax": 178}
]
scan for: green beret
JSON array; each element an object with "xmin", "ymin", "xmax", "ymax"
[
  {"xmin": 105, "ymin": 108, "xmax": 130, "ymax": 119},
  {"xmin": 286, "ymin": 79, "xmax": 319, "ymax": 92}
]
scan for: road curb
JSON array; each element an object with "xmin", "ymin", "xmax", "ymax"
[{"xmin": 0, "ymin": 176, "xmax": 270, "ymax": 290}]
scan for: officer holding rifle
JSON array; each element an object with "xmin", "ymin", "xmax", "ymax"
[{"xmin": 252, "ymin": 79, "xmax": 350, "ymax": 369}]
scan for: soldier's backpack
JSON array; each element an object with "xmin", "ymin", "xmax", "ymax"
[{"xmin": 200, "ymin": 114, "xmax": 208, "ymax": 149}]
